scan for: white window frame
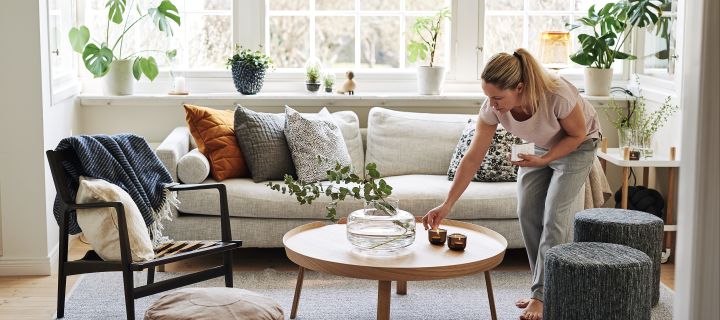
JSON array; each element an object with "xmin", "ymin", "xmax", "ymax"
[
  {"xmin": 631, "ymin": 0, "xmax": 679, "ymax": 93},
  {"xmin": 49, "ymin": 0, "xmax": 80, "ymax": 103}
]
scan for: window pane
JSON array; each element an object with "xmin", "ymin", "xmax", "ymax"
[
  {"xmin": 575, "ymin": 0, "xmax": 614, "ymax": 12},
  {"xmin": 405, "ymin": 16, "xmax": 449, "ymax": 68},
  {"xmin": 528, "ymin": 16, "xmax": 570, "ymax": 57},
  {"xmin": 316, "ymin": 0, "xmax": 354, "ymax": 11},
  {"xmin": 643, "ymin": 16, "xmax": 673, "ymax": 71},
  {"xmin": 269, "ymin": 16, "xmax": 310, "ymax": 68},
  {"xmin": 185, "ymin": 0, "xmax": 231, "ymax": 11},
  {"xmin": 269, "ymin": 0, "xmax": 309, "ymax": 11},
  {"xmin": 405, "ymin": 0, "xmax": 447, "ymax": 12},
  {"xmin": 186, "ymin": 15, "xmax": 232, "ymax": 68},
  {"xmin": 361, "ymin": 0, "xmax": 400, "ymax": 11},
  {"xmin": 530, "ymin": 0, "xmax": 575, "ymax": 11},
  {"xmin": 316, "ymin": 16, "xmax": 355, "ymax": 68},
  {"xmin": 486, "ymin": 1, "xmax": 523, "ymax": 11},
  {"xmin": 361, "ymin": 16, "xmax": 400, "ymax": 68},
  {"xmin": 484, "ymin": 15, "xmax": 523, "ymax": 57}
]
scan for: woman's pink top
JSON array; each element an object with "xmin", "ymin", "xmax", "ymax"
[{"xmin": 478, "ymin": 77, "xmax": 601, "ymax": 149}]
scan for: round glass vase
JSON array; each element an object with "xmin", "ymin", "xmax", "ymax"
[{"xmin": 346, "ymin": 198, "xmax": 416, "ymax": 253}]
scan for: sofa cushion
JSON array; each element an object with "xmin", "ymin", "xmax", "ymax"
[
  {"xmin": 176, "ymin": 175, "xmax": 517, "ymax": 220},
  {"xmin": 178, "ymin": 148, "xmax": 211, "ymax": 184},
  {"xmin": 448, "ymin": 119, "xmax": 523, "ymax": 182},
  {"xmin": 366, "ymin": 107, "xmax": 473, "ymax": 177},
  {"xmin": 233, "ymin": 106, "xmax": 296, "ymax": 182},
  {"xmin": 184, "ymin": 104, "xmax": 249, "ymax": 181},
  {"xmin": 331, "ymin": 111, "xmax": 364, "ymax": 176},
  {"xmin": 284, "ymin": 106, "xmax": 352, "ymax": 182}
]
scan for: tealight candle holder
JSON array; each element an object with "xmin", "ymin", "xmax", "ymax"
[
  {"xmin": 428, "ymin": 228, "xmax": 447, "ymax": 245},
  {"xmin": 447, "ymin": 233, "xmax": 467, "ymax": 251}
]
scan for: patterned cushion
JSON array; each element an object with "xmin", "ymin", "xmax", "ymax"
[
  {"xmin": 284, "ymin": 106, "xmax": 352, "ymax": 182},
  {"xmin": 448, "ymin": 119, "xmax": 523, "ymax": 182},
  {"xmin": 177, "ymin": 148, "xmax": 211, "ymax": 184},
  {"xmin": 184, "ymin": 104, "xmax": 249, "ymax": 181},
  {"xmin": 233, "ymin": 106, "xmax": 296, "ymax": 182}
]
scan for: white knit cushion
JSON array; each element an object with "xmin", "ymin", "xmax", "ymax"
[
  {"xmin": 75, "ymin": 177, "xmax": 154, "ymax": 262},
  {"xmin": 365, "ymin": 107, "xmax": 473, "ymax": 176},
  {"xmin": 284, "ymin": 106, "xmax": 352, "ymax": 182},
  {"xmin": 178, "ymin": 148, "xmax": 211, "ymax": 184},
  {"xmin": 331, "ymin": 110, "xmax": 364, "ymax": 176}
]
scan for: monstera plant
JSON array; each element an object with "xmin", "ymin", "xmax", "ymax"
[{"xmin": 68, "ymin": 0, "xmax": 180, "ymax": 95}]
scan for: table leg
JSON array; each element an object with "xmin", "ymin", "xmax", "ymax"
[
  {"xmin": 396, "ymin": 281, "xmax": 407, "ymax": 295},
  {"xmin": 643, "ymin": 167, "xmax": 650, "ymax": 187},
  {"xmin": 290, "ymin": 266, "xmax": 305, "ymax": 319},
  {"xmin": 666, "ymin": 167, "xmax": 678, "ymax": 260},
  {"xmin": 377, "ymin": 280, "xmax": 391, "ymax": 320},
  {"xmin": 484, "ymin": 271, "xmax": 498, "ymax": 320},
  {"xmin": 622, "ymin": 167, "xmax": 630, "ymax": 209}
]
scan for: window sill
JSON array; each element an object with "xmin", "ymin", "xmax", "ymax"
[{"xmin": 79, "ymin": 91, "xmax": 631, "ymax": 108}]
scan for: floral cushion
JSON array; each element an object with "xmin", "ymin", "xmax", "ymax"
[{"xmin": 448, "ymin": 119, "xmax": 523, "ymax": 182}]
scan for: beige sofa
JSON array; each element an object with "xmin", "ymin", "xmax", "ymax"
[{"xmin": 155, "ymin": 107, "xmax": 584, "ymax": 248}]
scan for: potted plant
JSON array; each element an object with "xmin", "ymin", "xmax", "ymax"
[
  {"xmin": 568, "ymin": 0, "xmax": 661, "ymax": 96},
  {"xmin": 68, "ymin": 0, "xmax": 180, "ymax": 95},
  {"xmin": 305, "ymin": 57, "xmax": 322, "ymax": 93},
  {"xmin": 267, "ymin": 159, "xmax": 415, "ymax": 252},
  {"xmin": 607, "ymin": 83, "xmax": 678, "ymax": 157},
  {"xmin": 407, "ymin": 7, "xmax": 451, "ymax": 95},
  {"xmin": 323, "ymin": 72, "xmax": 336, "ymax": 93},
  {"xmin": 226, "ymin": 45, "xmax": 274, "ymax": 95}
]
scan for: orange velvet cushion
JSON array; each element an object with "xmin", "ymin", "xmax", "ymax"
[{"xmin": 184, "ymin": 104, "xmax": 249, "ymax": 181}]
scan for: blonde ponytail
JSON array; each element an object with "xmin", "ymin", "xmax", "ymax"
[{"xmin": 481, "ymin": 48, "xmax": 558, "ymax": 113}]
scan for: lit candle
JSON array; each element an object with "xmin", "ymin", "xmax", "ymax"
[
  {"xmin": 173, "ymin": 76, "xmax": 186, "ymax": 93},
  {"xmin": 428, "ymin": 228, "xmax": 447, "ymax": 245},
  {"xmin": 447, "ymin": 233, "xmax": 467, "ymax": 251}
]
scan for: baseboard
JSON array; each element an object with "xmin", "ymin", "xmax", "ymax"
[{"xmin": 0, "ymin": 247, "xmax": 58, "ymax": 276}]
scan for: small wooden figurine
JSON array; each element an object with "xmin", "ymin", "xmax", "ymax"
[{"xmin": 338, "ymin": 70, "xmax": 356, "ymax": 95}]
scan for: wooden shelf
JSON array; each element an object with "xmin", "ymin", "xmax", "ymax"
[{"xmin": 597, "ymin": 148, "xmax": 680, "ymax": 168}]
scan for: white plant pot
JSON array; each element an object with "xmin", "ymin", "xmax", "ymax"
[
  {"xmin": 103, "ymin": 60, "xmax": 135, "ymax": 96},
  {"xmin": 583, "ymin": 67, "xmax": 613, "ymax": 96},
  {"xmin": 417, "ymin": 66, "xmax": 446, "ymax": 95}
]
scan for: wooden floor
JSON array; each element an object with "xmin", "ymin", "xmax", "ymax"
[{"xmin": 0, "ymin": 238, "xmax": 676, "ymax": 320}]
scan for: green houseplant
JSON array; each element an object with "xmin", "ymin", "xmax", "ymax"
[
  {"xmin": 226, "ymin": 45, "xmax": 274, "ymax": 95},
  {"xmin": 568, "ymin": 0, "xmax": 662, "ymax": 95},
  {"xmin": 305, "ymin": 57, "xmax": 322, "ymax": 93},
  {"xmin": 267, "ymin": 159, "xmax": 416, "ymax": 252},
  {"xmin": 322, "ymin": 72, "xmax": 336, "ymax": 93},
  {"xmin": 406, "ymin": 7, "xmax": 451, "ymax": 95},
  {"xmin": 68, "ymin": 0, "xmax": 180, "ymax": 95}
]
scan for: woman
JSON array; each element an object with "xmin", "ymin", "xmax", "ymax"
[{"xmin": 422, "ymin": 48, "xmax": 601, "ymax": 320}]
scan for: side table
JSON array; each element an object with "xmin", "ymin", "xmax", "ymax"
[{"xmin": 597, "ymin": 143, "xmax": 679, "ymax": 263}]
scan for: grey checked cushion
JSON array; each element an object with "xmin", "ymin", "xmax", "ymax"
[
  {"xmin": 448, "ymin": 119, "xmax": 523, "ymax": 182},
  {"xmin": 234, "ymin": 106, "xmax": 295, "ymax": 182},
  {"xmin": 177, "ymin": 148, "xmax": 211, "ymax": 184},
  {"xmin": 284, "ymin": 106, "xmax": 352, "ymax": 182}
]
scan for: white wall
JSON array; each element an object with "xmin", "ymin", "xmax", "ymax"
[{"xmin": 0, "ymin": 0, "xmax": 80, "ymax": 276}]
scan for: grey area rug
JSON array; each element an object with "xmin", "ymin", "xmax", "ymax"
[{"xmin": 60, "ymin": 269, "xmax": 673, "ymax": 319}]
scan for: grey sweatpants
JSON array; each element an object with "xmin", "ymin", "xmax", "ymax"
[{"xmin": 517, "ymin": 138, "xmax": 597, "ymax": 301}]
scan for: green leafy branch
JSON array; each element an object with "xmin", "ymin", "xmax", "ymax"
[
  {"xmin": 68, "ymin": 0, "xmax": 180, "ymax": 80},
  {"xmin": 406, "ymin": 7, "xmax": 451, "ymax": 67},
  {"xmin": 266, "ymin": 157, "xmax": 394, "ymax": 222},
  {"xmin": 606, "ymin": 84, "xmax": 678, "ymax": 139}
]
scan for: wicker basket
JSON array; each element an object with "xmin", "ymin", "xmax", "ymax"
[{"xmin": 231, "ymin": 61, "xmax": 267, "ymax": 95}]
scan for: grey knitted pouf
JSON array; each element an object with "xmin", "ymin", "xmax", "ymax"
[
  {"xmin": 574, "ymin": 208, "xmax": 664, "ymax": 306},
  {"xmin": 544, "ymin": 242, "xmax": 652, "ymax": 320}
]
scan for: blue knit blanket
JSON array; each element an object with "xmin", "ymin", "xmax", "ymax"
[{"xmin": 53, "ymin": 134, "xmax": 175, "ymax": 238}]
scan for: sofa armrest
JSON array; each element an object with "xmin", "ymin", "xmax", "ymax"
[{"xmin": 156, "ymin": 127, "xmax": 191, "ymax": 182}]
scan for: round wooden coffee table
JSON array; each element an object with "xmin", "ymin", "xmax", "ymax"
[{"xmin": 283, "ymin": 219, "xmax": 508, "ymax": 320}]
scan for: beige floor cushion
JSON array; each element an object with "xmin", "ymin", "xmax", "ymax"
[
  {"xmin": 144, "ymin": 288, "xmax": 284, "ymax": 320},
  {"xmin": 75, "ymin": 176, "xmax": 154, "ymax": 262}
]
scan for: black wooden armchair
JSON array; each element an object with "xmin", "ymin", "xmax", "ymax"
[{"xmin": 47, "ymin": 150, "xmax": 242, "ymax": 320}]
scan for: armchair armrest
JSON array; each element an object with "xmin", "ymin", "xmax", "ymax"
[
  {"xmin": 167, "ymin": 183, "xmax": 232, "ymax": 242},
  {"xmin": 156, "ymin": 127, "xmax": 191, "ymax": 182}
]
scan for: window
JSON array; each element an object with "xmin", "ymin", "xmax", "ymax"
[
  {"xmin": 483, "ymin": 0, "xmax": 622, "ymax": 72},
  {"xmin": 636, "ymin": 0, "xmax": 677, "ymax": 80},
  {"xmin": 49, "ymin": 0, "xmax": 78, "ymax": 99},
  {"xmin": 82, "ymin": 0, "xmax": 232, "ymax": 71},
  {"xmin": 265, "ymin": 0, "xmax": 452, "ymax": 70}
]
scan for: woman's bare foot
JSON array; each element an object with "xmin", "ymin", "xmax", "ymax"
[
  {"xmin": 515, "ymin": 298, "xmax": 531, "ymax": 309},
  {"xmin": 519, "ymin": 298, "xmax": 543, "ymax": 320}
]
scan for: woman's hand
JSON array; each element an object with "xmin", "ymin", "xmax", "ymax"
[
  {"xmin": 422, "ymin": 204, "xmax": 451, "ymax": 230},
  {"xmin": 511, "ymin": 153, "xmax": 549, "ymax": 167}
]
